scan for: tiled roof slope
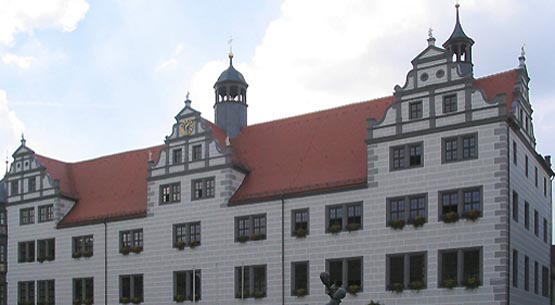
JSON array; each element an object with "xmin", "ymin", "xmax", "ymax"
[
  {"xmin": 37, "ymin": 146, "xmax": 163, "ymax": 227},
  {"xmin": 229, "ymin": 96, "xmax": 395, "ymax": 204},
  {"xmin": 33, "ymin": 70, "xmax": 518, "ymax": 225}
]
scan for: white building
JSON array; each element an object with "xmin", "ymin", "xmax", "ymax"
[{"xmin": 1, "ymin": 5, "xmax": 553, "ymax": 305}]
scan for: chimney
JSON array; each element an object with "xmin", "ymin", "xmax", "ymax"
[{"xmin": 545, "ymin": 155, "xmax": 552, "ymax": 167}]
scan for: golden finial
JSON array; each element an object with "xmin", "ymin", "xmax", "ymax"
[{"xmin": 228, "ymin": 36, "xmax": 234, "ymax": 63}]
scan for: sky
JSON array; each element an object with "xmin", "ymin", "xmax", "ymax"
[{"xmin": 0, "ymin": 0, "xmax": 554, "ymax": 167}]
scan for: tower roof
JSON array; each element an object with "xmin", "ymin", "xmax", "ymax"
[
  {"xmin": 443, "ymin": 3, "xmax": 474, "ymax": 48},
  {"xmin": 214, "ymin": 52, "xmax": 248, "ymax": 87}
]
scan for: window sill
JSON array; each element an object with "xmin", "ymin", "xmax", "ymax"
[
  {"xmin": 120, "ymin": 246, "xmax": 143, "ymax": 255},
  {"xmin": 119, "ymin": 297, "xmax": 143, "ymax": 304},
  {"xmin": 175, "ymin": 241, "xmax": 201, "ymax": 250}
]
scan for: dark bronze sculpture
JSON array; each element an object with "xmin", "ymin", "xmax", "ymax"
[{"xmin": 320, "ymin": 272, "xmax": 347, "ymax": 305}]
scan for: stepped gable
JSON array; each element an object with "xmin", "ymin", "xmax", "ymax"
[
  {"xmin": 229, "ymin": 96, "xmax": 395, "ymax": 204},
  {"xmin": 37, "ymin": 145, "xmax": 163, "ymax": 227}
]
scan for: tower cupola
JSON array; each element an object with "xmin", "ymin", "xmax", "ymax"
[
  {"xmin": 443, "ymin": 3, "xmax": 475, "ymax": 75},
  {"xmin": 214, "ymin": 52, "xmax": 248, "ymax": 138}
]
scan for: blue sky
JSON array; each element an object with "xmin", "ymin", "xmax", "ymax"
[{"xmin": 0, "ymin": 0, "xmax": 554, "ymax": 166}]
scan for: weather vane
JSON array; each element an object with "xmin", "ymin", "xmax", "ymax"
[
  {"xmin": 428, "ymin": 27, "xmax": 434, "ymax": 39},
  {"xmin": 186, "ymin": 91, "xmax": 190, "ymax": 100},
  {"xmin": 521, "ymin": 44, "xmax": 526, "ymax": 57},
  {"xmin": 228, "ymin": 35, "xmax": 234, "ymax": 54}
]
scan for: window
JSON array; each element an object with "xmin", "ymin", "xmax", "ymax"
[
  {"xmin": 11, "ymin": 180, "xmax": 18, "ymax": 196},
  {"xmin": 160, "ymin": 183, "xmax": 181, "ymax": 204},
  {"xmin": 513, "ymin": 141, "xmax": 517, "ymax": 165},
  {"xmin": 409, "ymin": 101, "xmax": 422, "ymax": 119},
  {"xmin": 534, "ymin": 210, "xmax": 539, "ymax": 237},
  {"xmin": 20, "ymin": 207, "xmax": 35, "ymax": 225},
  {"xmin": 174, "ymin": 270, "xmax": 201, "ymax": 301},
  {"xmin": 535, "ymin": 166, "xmax": 538, "ymax": 187},
  {"xmin": 542, "ymin": 266, "xmax": 549, "ymax": 297},
  {"xmin": 73, "ymin": 235, "xmax": 93, "ymax": 258},
  {"xmin": 120, "ymin": 229, "xmax": 143, "ymax": 254},
  {"xmin": 192, "ymin": 177, "xmax": 215, "ymax": 200},
  {"xmin": 524, "ymin": 256, "xmax": 530, "ymax": 291},
  {"xmin": 534, "ymin": 261, "xmax": 539, "ymax": 294},
  {"xmin": 439, "ymin": 248, "xmax": 481, "ymax": 288},
  {"xmin": 326, "ymin": 202, "xmax": 363, "ymax": 233},
  {"xmin": 0, "ymin": 245, "xmax": 5, "ymax": 263},
  {"xmin": 387, "ymin": 195, "xmax": 427, "ymax": 227},
  {"xmin": 390, "ymin": 143, "xmax": 423, "ymax": 170},
  {"xmin": 172, "ymin": 148, "xmax": 183, "ymax": 164},
  {"xmin": 439, "ymin": 188, "xmax": 482, "ymax": 221},
  {"xmin": 18, "ymin": 241, "xmax": 34, "ymax": 263},
  {"xmin": 387, "ymin": 252, "xmax": 426, "ymax": 291},
  {"xmin": 236, "ymin": 214, "xmax": 266, "ymax": 242},
  {"xmin": 544, "ymin": 177, "xmax": 547, "ymax": 197},
  {"xmin": 38, "ymin": 204, "xmax": 54, "ymax": 222},
  {"xmin": 292, "ymin": 209, "xmax": 309, "ymax": 237},
  {"xmin": 28, "ymin": 177, "xmax": 36, "ymax": 192},
  {"xmin": 0, "ymin": 211, "xmax": 5, "ymax": 225},
  {"xmin": 442, "ymin": 94, "xmax": 457, "ymax": 113},
  {"xmin": 192, "ymin": 145, "xmax": 202, "ymax": 161},
  {"xmin": 37, "ymin": 238, "xmax": 55, "ymax": 262},
  {"xmin": 512, "ymin": 191, "xmax": 518, "ymax": 222},
  {"xmin": 525, "ymin": 155, "xmax": 529, "ymax": 177},
  {"xmin": 37, "ymin": 280, "xmax": 55, "ymax": 305},
  {"xmin": 120, "ymin": 274, "xmax": 143, "ymax": 303},
  {"xmin": 73, "ymin": 278, "xmax": 93, "ymax": 304},
  {"xmin": 0, "ymin": 283, "xmax": 4, "ymax": 305},
  {"xmin": 292, "ymin": 262, "xmax": 309, "ymax": 296},
  {"xmin": 543, "ymin": 218, "xmax": 548, "ymax": 243},
  {"xmin": 442, "ymin": 133, "xmax": 478, "ymax": 162},
  {"xmin": 524, "ymin": 202, "xmax": 530, "ymax": 230},
  {"xmin": 173, "ymin": 222, "xmax": 201, "ymax": 248},
  {"xmin": 512, "ymin": 250, "xmax": 518, "ymax": 287},
  {"xmin": 235, "ymin": 265, "xmax": 266, "ymax": 299},
  {"xmin": 18, "ymin": 281, "xmax": 34, "ymax": 305},
  {"xmin": 326, "ymin": 257, "xmax": 362, "ymax": 293}
]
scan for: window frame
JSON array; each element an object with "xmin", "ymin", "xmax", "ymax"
[
  {"xmin": 20, "ymin": 207, "xmax": 35, "ymax": 225},
  {"xmin": 512, "ymin": 191, "xmax": 518, "ymax": 222},
  {"xmin": 172, "ymin": 148, "xmax": 183, "ymax": 164},
  {"xmin": 513, "ymin": 141, "xmax": 517, "ymax": 165},
  {"xmin": 235, "ymin": 214, "xmax": 267, "ymax": 242},
  {"xmin": 173, "ymin": 222, "xmax": 201, "ymax": 248},
  {"xmin": 542, "ymin": 265, "xmax": 549, "ymax": 297},
  {"xmin": 120, "ymin": 274, "xmax": 144, "ymax": 303},
  {"xmin": 534, "ymin": 210, "xmax": 539, "ymax": 237},
  {"xmin": 438, "ymin": 247, "xmax": 482, "ymax": 288},
  {"xmin": 524, "ymin": 255, "xmax": 530, "ymax": 291},
  {"xmin": 543, "ymin": 218, "xmax": 548, "ymax": 243},
  {"xmin": 386, "ymin": 252, "xmax": 427, "ymax": 291},
  {"xmin": 438, "ymin": 187, "xmax": 483, "ymax": 221},
  {"xmin": 325, "ymin": 257, "xmax": 363, "ymax": 292},
  {"xmin": 386, "ymin": 194, "xmax": 427, "ymax": 227},
  {"xmin": 442, "ymin": 94, "xmax": 458, "ymax": 113},
  {"xmin": 525, "ymin": 155, "xmax": 529, "ymax": 177},
  {"xmin": 28, "ymin": 177, "xmax": 37, "ymax": 193},
  {"xmin": 235, "ymin": 265, "xmax": 267, "ymax": 299},
  {"xmin": 120, "ymin": 229, "xmax": 143, "ymax": 254},
  {"xmin": 174, "ymin": 270, "xmax": 201, "ymax": 301},
  {"xmin": 18, "ymin": 281, "xmax": 35, "ymax": 304},
  {"xmin": 441, "ymin": 133, "xmax": 478, "ymax": 163},
  {"xmin": 192, "ymin": 144, "xmax": 203, "ymax": 161},
  {"xmin": 291, "ymin": 208, "xmax": 309, "ymax": 237},
  {"xmin": 534, "ymin": 261, "xmax": 539, "ymax": 294},
  {"xmin": 18, "ymin": 240, "xmax": 35, "ymax": 263},
  {"xmin": 73, "ymin": 235, "xmax": 94, "ymax": 258},
  {"xmin": 73, "ymin": 277, "xmax": 94, "ymax": 304},
  {"xmin": 325, "ymin": 202, "xmax": 363, "ymax": 233},
  {"xmin": 191, "ymin": 177, "xmax": 215, "ymax": 200},
  {"xmin": 512, "ymin": 249, "xmax": 518, "ymax": 287},
  {"xmin": 37, "ymin": 238, "xmax": 55, "ymax": 261},
  {"xmin": 38, "ymin": 204, "xmax": 54, "ymax": 223},
  {"xmin": 524, "ymin": 202, "xmax": 530, "ymax": 230},
  {"xmin": 160, "ymin": 182, "xmax": 181, "ymax": 205},
  {"xmin": 37, "ymin": 279, "xmax": 55, "ymax": 305},
  {"xmin": 390, "ymin": 142, "xmax": 424, "ymax": 171},
  {"xmin": 408, "ymin": 100, "xmax": 423, "ymax": 120},
  {"xmin": 291, "ymin": 261, "xmax": 309, "ymax": 296},
  {"xmin": 11, "ymin": 180, "xmax": 19, "ymax": 196}
]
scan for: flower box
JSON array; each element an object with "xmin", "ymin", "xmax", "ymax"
[
  {"xmin": 253, "ymin": 291, "xmax": 265, "ymax": 299},
  {"xmin": 189, "ymin": 240, "xmax": 200, "ymax": 248},
  {"xmin": 409, "ymin": 280, "xmax": 425, "ymax": 290},
  {"xmin": 443, "ymin": 211, "xmax": 459, "ymax": 223},
  {"xmin": 328, "ymin": 224, "xmax": 342, "ymax": 234},
  {"xmin": 347, "ymin": 284, "xmax": 361, "ymax": 294},
  {"xmin": 389, "ymin": 219, "xmax": 405, "ymax": 230},
  {"xmin": 411, "ymin": 216, "xmax": 426, "ymax": 228},
  {"xmin": 132, "ymin": 245, "xmax": 143, "ymax": 254},
  {"xmin": 463, "ymin": 277, "xmax": 480, "ymax": 289},
  {"xmin": 237, "ymin": 235, "xmax": 249, "ymax": 243},
  {"xmin": 346, "ymin": 222, "xmax": 361, "ymax": 232},
  {"xmin": 175, "ymin": 294, "xmax": 185, "ymax": 303},
  {"xmin": 294, "ymin": 288, "xmax": 307, "ymax": 297},
  {"xmin": 72, "ymin": 251, "xmax": 82, "ymax": 259},
  {"xmin": 294, "ymin": 228, "xmax": 307, "ymax": 238},
  {"xmin": 463, "ymin": 209, "xmax": 481, "ymax": 221},
  {"xmin": 442, "ymin": 278, "xmax": 457, "ymax": 289},
  {"xmin": 389, "ymin": 282, "xmax": 403, "ymax": 293},
  {"xmin": 120, "ymin": 297, "xmax": 130, "ymax": 304},
  {"xmin": 120, "ymin": 246, "xmax": 131, "ymax": 255}
]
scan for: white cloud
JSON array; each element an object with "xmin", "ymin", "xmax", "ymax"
[
  {"xmin": 1, "ymin": 52, "xmax": 35, "ymax": 69},
  {"xmin": 0, "ymin": 0, "xmax": 90, "ymax": 46},
  {"xmin": 189, "ymin": 0, "xmax": 525, "ymax": 125},
  {"xmin": 0, "ymin": 89, "xmax": 25, "ymax": 159}
]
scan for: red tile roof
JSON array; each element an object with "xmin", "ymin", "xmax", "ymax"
[
  {"xmin": 37, "ymin": 146, "xmax": 163, "ymax": 227},
  {"xmin": 33, "ymin": 70, "xmax": 519, "ymax": 225}
]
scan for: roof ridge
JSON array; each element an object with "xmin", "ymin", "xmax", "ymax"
[
  {"xmin": 245, "ymin": 95, "xmax": 394, "ymax": 129},
  {"xmin": 475, "ymin": 68, "xmax": 518, "ymax": 81},
  {"xmin": 37, "ymin": 144, "xmax": 163, "ymax": 165}
]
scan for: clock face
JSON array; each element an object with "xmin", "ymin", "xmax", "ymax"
[{"xmin": 179, "ymin": 119, "xmax": 194, "ymax": 136}]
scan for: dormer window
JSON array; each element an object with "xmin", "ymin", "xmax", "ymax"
[
  {"xmin": 11, "ymin": 180, "xmax": 18, "ymax": 196},
  {"xmin": 443, "ymin": 95, "xmax": 457, "ymax": 113},
  {"xmin": 28, "ymin": 177, "xmax": 36, "ymax": 193},
  {"xmin": 192, "ymin": 145, "xmax": 202, "ymax": 161}
]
